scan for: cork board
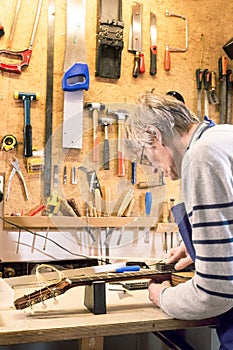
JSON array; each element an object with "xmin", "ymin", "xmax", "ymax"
[{"xmin": 0, "ymin": 0, "xmax": 232, "ymax": 219}]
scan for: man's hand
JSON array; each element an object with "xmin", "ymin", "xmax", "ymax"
[
  {"xmin": 148, "ymin": 280, "xmax": 171, "ymax": 307},
  {"xmin": 167, "ymin": 242, "xmax": 193, "ymax": 270}
]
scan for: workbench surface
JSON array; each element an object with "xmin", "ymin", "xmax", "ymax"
[{"xmin": 0, "ymin": 269, "xmax": 217, "ymax": 347}]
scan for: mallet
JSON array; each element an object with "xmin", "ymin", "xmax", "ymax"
[{"xmin": 14, "ymin": 91, "xmax": 39, "ymax": 157}]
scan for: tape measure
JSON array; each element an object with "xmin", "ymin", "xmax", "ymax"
[{"xmin": 1, "ymin": 135, "xmax": 19, "ymax": 151}]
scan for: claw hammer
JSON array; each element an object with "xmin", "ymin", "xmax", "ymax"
[
  {"xmin": 85, "ymin": 102, "xmax": 105, "ymax": 162},
  {"xmin": 14, "ymin": 91, "xmax": 39, "ymax": 157},
  {"xmin": 107, "ymin": 109, "xmax": 129, "ymax": 176}
]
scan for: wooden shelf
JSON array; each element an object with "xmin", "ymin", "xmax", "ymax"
[{"xmin": 3, "ymin": 216, "xmax": 179, "ymax": 232}]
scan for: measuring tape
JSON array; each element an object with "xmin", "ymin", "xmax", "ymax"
[{"xmin": 1, "ymin": 135, "xmax": 19, "ymax": 151}]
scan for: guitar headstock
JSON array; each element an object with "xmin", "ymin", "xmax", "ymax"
[{"xmin": 14, "ymin": 278, "xmax": 72, "ymax": 310}]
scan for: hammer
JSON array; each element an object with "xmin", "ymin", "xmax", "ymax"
[
  {"xmin": 85, "ymin": 102, "xmax": 105, "ymax": 162},
  {"xmin": 14, "ymin": 91, "xmax": 40, "ymax": 157},
  {"xmin": 107, "ymin": 109, "xmax": 129, "ymax": 176},
  {"xmin": 99, "ymin": 117, "xmax": 112, "ymax": 170}
]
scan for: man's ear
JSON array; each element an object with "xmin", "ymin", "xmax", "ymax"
[{"xmin": 145, "ymin": 125, "xmax": 163, "ymax": 142}]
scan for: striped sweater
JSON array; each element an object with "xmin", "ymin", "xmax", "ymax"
[{"xmin": 159, "ymin": 122, "xmax": 233, "ymax": 320}]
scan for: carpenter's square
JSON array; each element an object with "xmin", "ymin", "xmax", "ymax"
[{"xmin": 62, "ymin": 0, "xmax": 89, "ymax": 149}]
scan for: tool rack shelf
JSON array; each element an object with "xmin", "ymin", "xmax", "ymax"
[{"xmin": 4, "ymin": 216, "xmax": 178, "ymax": 232}]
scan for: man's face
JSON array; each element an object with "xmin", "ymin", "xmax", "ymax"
[{"xmin": 142, "ymin": 139, "xmax": 180, "ymax": 180}]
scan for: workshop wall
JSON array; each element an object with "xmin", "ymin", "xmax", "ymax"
[{"xmin": 0, "ymin": 0, "xmax": 232, "ymax": 263}]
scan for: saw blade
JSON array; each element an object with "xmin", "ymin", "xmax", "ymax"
[{"xmin": 62, "ymin": 0, "xmax": 88, "ymax": 149}]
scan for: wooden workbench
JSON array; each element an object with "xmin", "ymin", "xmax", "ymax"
[{"xmin": 0, "ymin": 270, "xmax": 217, "ymax": 349}]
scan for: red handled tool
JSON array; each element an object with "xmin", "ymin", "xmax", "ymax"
[{"xmin": 0, "ymin": 0, "xmax": 43, "ymax": 74}]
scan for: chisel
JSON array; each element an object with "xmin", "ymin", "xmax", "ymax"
[
  {"xmin": 226, "ymin": 69, "xmax": 232, "ymax": 124},
  {"xmin": 203, "ymin": 69, "xmax": 210, "ymax": 118},
  {"xmin": 209, "ymin": 71, "xmax": 219, "ymax": 105},
  {"xmin": 196, "ymin": 68, "xmax": 203, "ymax": 118},
  {"xmin": 218, "ymin": 55, "xmax": 228, "ymax": 124},
  {"xmin": 117, "ymin": 189, "xmax": 134, "ymax": 217}
]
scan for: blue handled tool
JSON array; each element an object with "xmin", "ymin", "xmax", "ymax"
[
  {"xmin": 115, "ymin": 265, "xmax": 140, "ymax": 273},
  {"xmin": 144, "ymin": 192, "xmax": 152, "ymax": 243},
  {"xmin": 62, "ymin": 62, "xmax": 89, "ymax": 92}
]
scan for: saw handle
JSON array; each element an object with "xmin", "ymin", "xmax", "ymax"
[
  {"xmin": 0, "ymin": 49, "xmax": 32, "ymax": 74},
  {"xmin": 62, "ymin": 63, "xmax": 89, "ymax": 91},
  {"xmin": 139, "ymin": 52, "xmax": 145, "ymax": 74},
  {"xmin": 150, "ymin": 45, "xmax": 157, "ymax": 75},
  {"xmin": 133, "ymin": 52, "xmax": 140, "ymax": 78}
]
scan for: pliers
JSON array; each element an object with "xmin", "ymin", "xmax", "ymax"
[{"xmin": 6, "ymin": 157, "xmax": 28, "ymax": 201}]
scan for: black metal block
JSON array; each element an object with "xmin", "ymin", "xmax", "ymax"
[{"xmin": 84, "ymin": 281, "xmax": 107, "ymax": 314}]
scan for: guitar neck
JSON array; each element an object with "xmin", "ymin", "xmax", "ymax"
[{"xmin": 14, "ymin": 269, "xmax": 171, "ymax": 310}]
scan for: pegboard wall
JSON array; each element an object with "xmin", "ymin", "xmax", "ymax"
[{"xmin": 0, "ymin": 0, "xmax": 232, "ymax": 219}]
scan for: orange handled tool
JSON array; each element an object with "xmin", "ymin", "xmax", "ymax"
[{"xmin": 164, "ymin": 43, "xmax": 171, "ymax": 71}]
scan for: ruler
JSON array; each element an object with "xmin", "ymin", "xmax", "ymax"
[{"xmin": 62, "ymin": 0, "xmax": 89, "ymax": 149}]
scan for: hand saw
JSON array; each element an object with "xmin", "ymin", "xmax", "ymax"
[
  {"xmin": 62, "ymin": 0, "xmax": 89, "ymax": 149},
  {"xmin": 128, "ymin": 2, "xmax": 144, "ymax": 78},
  {"xmin": 0, "ymin": 0, "xmax": 43, "ymax": 74}
]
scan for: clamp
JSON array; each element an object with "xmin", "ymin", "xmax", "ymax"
[{"xmin": 6, "ymin": 157, "xmax": 28, "ymax": 201}]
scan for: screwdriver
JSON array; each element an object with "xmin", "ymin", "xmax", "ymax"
[{"xmin": 144, "ymin": 192, "xmax": 152, "ymax": 243}]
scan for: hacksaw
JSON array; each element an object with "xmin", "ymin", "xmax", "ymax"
[{"xmin": 62, "ymin": 0, "xmax": 89, "ymax": 149}]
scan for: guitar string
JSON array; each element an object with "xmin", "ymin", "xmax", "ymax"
[{"xmin": 35, "ymin": 264, "xmax": 63, "ymax": 307}]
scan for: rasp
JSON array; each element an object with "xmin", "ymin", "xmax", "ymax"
[{"xmin": 62, "ymin": 0, "xmax": 89, "ymax": 149}]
